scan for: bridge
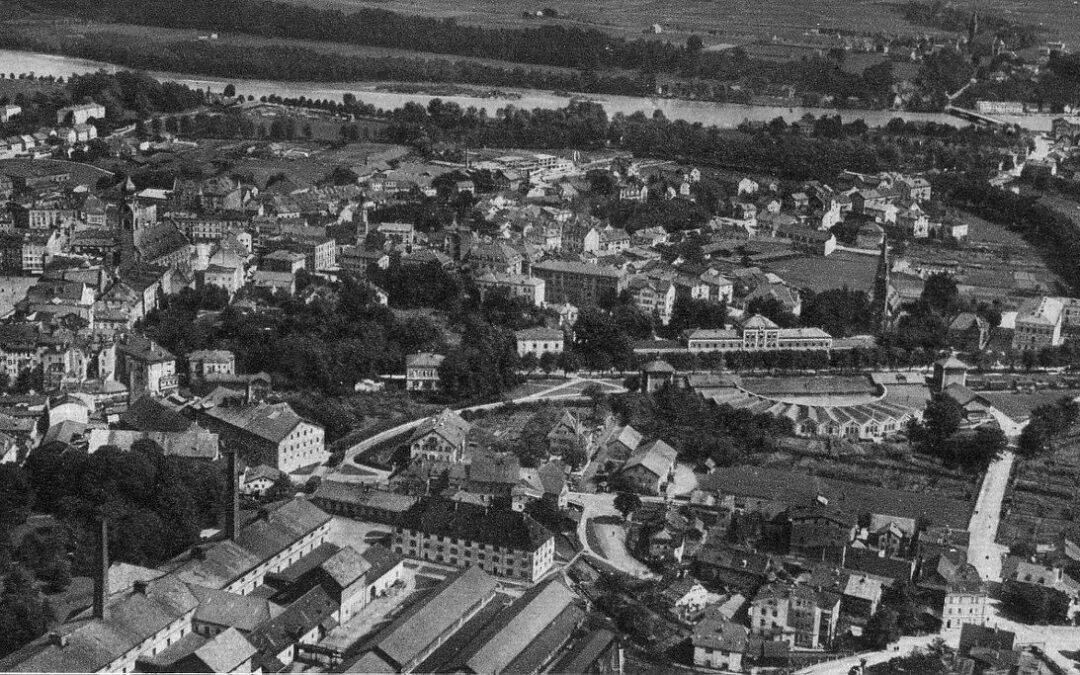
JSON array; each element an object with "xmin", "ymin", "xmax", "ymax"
[{"xmin": 944, "ymin": 105, "xmax": 1009, "ymax": 126}]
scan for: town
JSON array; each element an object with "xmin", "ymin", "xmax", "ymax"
[{"xmin": 4, "ymin": 35, "xmax": 1080, "ymax": 675}]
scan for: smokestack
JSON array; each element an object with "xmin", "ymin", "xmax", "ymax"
[
  {"xmin": 93, "ymin": 517, "xmax": 108, "ymax": 621},
  {"xmin": 226, "ymin": 451, "xmax": 240, "ymax": 541}
]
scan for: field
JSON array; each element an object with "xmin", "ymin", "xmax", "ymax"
[
  {"xmin": 999, "ymin": 426, "xmax": 1080, "ymax": 549},
  {"xmin": 9, "ymin": 19, "xmax": 580, "ymax": 76},
  {"xmin": 274, "ymin": 0, "xmax": 1080, "ymax": 48}
]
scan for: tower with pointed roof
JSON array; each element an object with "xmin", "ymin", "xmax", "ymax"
[{"xmin": 872, "ymin": 236, "xmax": 899, "ymax": 335}]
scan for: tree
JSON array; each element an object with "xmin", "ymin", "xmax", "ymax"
[
  {"xmin": 0, "ymin": 465, "xmax": 32, "ymax": 528},
  {"xmin": 520, "ymin": 352, "xmax": 539, "ymax": 373},
  {"xmin": 801, "ymin": 288, "xmax": 872, "ymax": 338},
  {"xmin": 921, "ymin": 273, "xmax": 961, "ymax": 318},
  {"xmin": 921, "ymin": 393, "xmax": 965, "ymax": 444},
  {"xmin": 0, "ymin": 565, "xmax": 53, "ymax": 659},
  {"xmin": 864, "ymin": 607, "xmax": 900, "ymax": 649},
  {"xmin": 222, "ymin": 83, "xmax": 236, "ymax": 97},
  {"xmin": 613, "ymin": 491, "xmax": 642, "ymax": 520}
]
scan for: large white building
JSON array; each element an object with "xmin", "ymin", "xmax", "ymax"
[
  {"xmin": 474, "ymin": 272, "xmax": 545, "ymax": 307},
  {"xmin": 684, "ymin": 315, "xmax": 833, "ymax": 353},
  {"xmin": 1013, "ymin": 296, "xmax": 1064, "ymax": 350}
]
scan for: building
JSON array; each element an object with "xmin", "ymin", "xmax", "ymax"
[
  {"xmin": 942, "ymin": 564, "xmax": 989, "ymax": 634},
  {"xmin": 467, "ymin": 242, "xmax": 524, "ymax": 275},
  {"xmin": 641, "ymin": 359, "xmax": 676, "ymax": 393},
  {"xmin": 693, "ymin": 610, "xmax": 750, "ymax": 672},
  {"xmin": 474, "ymin": 272, "xmax": 545, "ymax": 307},
  {"xmin": 261, "ymin": 250, "xmax": 307, "ymax": 274},
  {"xmin": 408, "ymin": 408, "xmax": 471, "ymax": 464},
  {"xmin": 345, "ymin": 566, "xmax": 499, "ymax": 673},
  {"xmin": 628, "ymin": 276, "xmax": 677, "ymax": 323},
  {"xmin": 197, "ymin": 402, "xmax": 326, "ymax": 473},
  {"xmin": 405, "ymin": 352, "xmax": 443, "ymax": 392},
  {"xmin": 57, "ymin": 102, "xmax": 106, "ymax": 125},
  {"xmin": 684, "ymin": 315, "xmax": 833, "ymax": 353},
  {"xmin": 515, "ymin": 327, "xmax": 564, "ymax": 358},
  {"xmin": 620, "ymin": 439, "xmax": 677, "ymax": 495},
  {"xmin": 948, "ymin": 313, "xmax": 990, "ymax": 352},
  {"xmin": 375, "ymin": 222, "xmax": 415, "ymax": 246},
  {"xmin": 788, "ymin": 502, "xmax": 857, "ymax": 562},
  {"xmin": 114, "ymin": 334, "xmax": 179, "ymax": 401},
  {"xmin": 531, "ymin": 260, "xmax": 627, "ymax": 307},
  {"xmin": 188, "ymin": 350, "xmax": 236, "ymax": 380},
  {"xmin": 750, "ymin": 582, "xmax": 840, "ymax": 650},
  {"xmin": 437, "ymin": 579, "xmax": 583, "ymax": 673},
  {"xmin": 393, "ymin": 498, "xmax": 555, "ymax": 581},
  {"xmin": 310, "ymin": 482, "xmax": 417, "ymax": 525},
  {"xmin": 1013, "ymin": 296, "xmax": 1064, "ymax": 350}
]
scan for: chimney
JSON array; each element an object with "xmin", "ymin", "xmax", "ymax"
[
  {"xmin": 49, "ymin": 632, "xmax": 69, "ymax": 648},
  {"xmin": 133, "ymin": 580, "xmax": 149, "ymax": 595},
  {"xmin": 93, "ymin": 517, "xmax": 109, "ymax": 621},
  {"xmin": 226, "ymin": 451, "xmax": 240, "ymax": 541},
  {"xmin": 191, "ymin": 544, "xmax": 206, "ymax": 561}
]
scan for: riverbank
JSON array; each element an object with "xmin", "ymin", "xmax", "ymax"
[{"xmin": 1, "ymin": 48, "xmax": 980, "ymax": 130}]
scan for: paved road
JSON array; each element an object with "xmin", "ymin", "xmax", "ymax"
[
  {"xmin": 570, "ymin": 491, "xmax": 657, "ymax": 579},
  {"xmin": 967, "ymin": 450, "xmax": 1014, "ymax": 582}
]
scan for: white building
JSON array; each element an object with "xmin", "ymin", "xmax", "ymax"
[{"xmin": 515, "ymin": 327, "xmax": 565, "ymax": 358}]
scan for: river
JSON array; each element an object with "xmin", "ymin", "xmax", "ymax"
[{"xmin": 0, "ymin": 48, "xmax": 1069, "ymax": 131}]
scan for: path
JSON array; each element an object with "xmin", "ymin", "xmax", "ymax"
[{"xmin": 967, "ymin": 450, "xmax": 1014, "ymax": 582}]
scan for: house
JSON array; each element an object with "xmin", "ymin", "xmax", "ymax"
[
  {"xmin": 602, "ymin": 425, "xmax": 642, "ymax": 460},
  {"xmin": 310, "ymin": 482, "xmax": 417, "ymax": 525},
  {"xmin": 693, "ymin": 609, "xmax": 749, "ymax": 672},
  {"xmin": 113, "ymin": 334, "xmax": 179, "ymax": 401},
  {"xmin": 409, "ymin": 408, "xmax": 471, "ymax": 464},
  {"xmin": 405, "ymin": 352, "xmax": 444, "ymax": 392},
  {"xmin": 264, "ymin": 543, "xmax": 371, "ymax": 623},
  {"xmin": 516, "ymin": 327, "xmax": 564, "ymax": 358},
  {"xmin": 694, "ymin": 544, "xmax": 771, "ymax": 593},
  {"xmin": 942, "ymin": 564, "xmax": 989, "ymax": 634},
  {"xmin": 750, "ymin": 582, "xmax": 840, "ymax": 650},
  {"xmin": 246, "ymin": 587, "xmax": 339, "ymax": 670},
  {"xmin": 196, "ymin": 401, "xmax": 327, "ymax": 474},
  {"xmin": 948, "ymin": 313, "xmax": 990, "ymax": 352},
  {"xmin": 188, "ymin": 350, "xmax": 236, "ymax": 380},
  {"xmin": 538, "ymin": 462, "xmax": 569, "ymax": 508},
  {"xmin": 546, "ymin": 411, "xmax": 588, "ymax": 457},
  {"xmin": 628, "ymin": 276, "xmax": 677, "ymax": 323},
  {"xmin": 241, "ymin": 464, "xmax": 283, "ymax": 496},
  {"xmin": 474, "ymin": 272, "xmax": 545, "ymax": 307},
  {"xmin": 641, "ymin": 359, "xmax": 676, "ymax": 394},
  {"xmin": 620, "ymin": 439, "xmax": 677, "ymax": 495},
  {"xmin": 788, "ymin": 502, "xmax": 857, "ymax": 562}
]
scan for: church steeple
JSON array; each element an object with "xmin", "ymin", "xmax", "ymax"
[{"xmin": 873, "ymin": 235, "xmax": 894, "ymax": 335}]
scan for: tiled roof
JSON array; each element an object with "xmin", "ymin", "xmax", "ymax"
[
  {"xmin": 399, "ymin": 498, "xmax": 553, "ymax": 552},
  {"xmin": 622, "ymin": 439, "xmax": 677, "ymax": 480},
  {"xmin": 408, "ymin": 408, "xmax": 470, "ymax": 446},
  {"xmin": 203, "ymin": 402, "xmax": 315, "ymax": 444},
  {"xmin": 247, "ymin": 587, "xmax": 338, "ymax": 656}
]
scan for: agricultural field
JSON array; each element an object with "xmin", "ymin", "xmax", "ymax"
[
  {"xmin": 999, "ymin": 438, "xmax": 1080, "ymax": 550},
  {"xmin": 275, "ymin": 0, "xmax": 1080, "ymax": 48},
  {"xmin": 762, "ymin": 250, "xmax": 879, "ymax": 294}
]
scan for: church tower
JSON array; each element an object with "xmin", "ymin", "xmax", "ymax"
[
  {"xmin": 872, "ymin": 236, "xmax": 896, "ymax": 334},
  {"xmin": 117, "ymin": 176, "xmax": 140, "ymax": 268}
]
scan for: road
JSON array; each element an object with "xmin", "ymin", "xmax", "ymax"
[
  {"xmin": 795, "ymin": 636, "xmax": 941, "ymax": 674},
  {"xmin": 966, "ymin": 450, "xmax": 1014, "ymax": 583},
  {"xmin": 335, "ymin": 376, "xmax": 627, "ymax": 466},
  {"xmin": 571, "ymin": 491, "xmax": 657, "ymax": 579}
]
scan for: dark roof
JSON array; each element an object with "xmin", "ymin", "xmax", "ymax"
[
  {"xmin": 247, "ymin": 587, "xmax": 338, "ymax": 656},
  {"xmin": 202, "ymin": 402, "xmax": 317, "ymax": 444},
  {"xmin": 959, "ymin": 624, "xmax": 1015, "ymax": 653},
  {"xmin": 843, "ymin": 547, "xmax": 915, "ymax": 584},
  {"xmin": 119, "ymin": 395, "xmax": 194, "ymax": 433},
  {"xmin": 399, "ymin": 498, "xmax": 553, "ymax": 552},
  {"xmin": 548, "ymin": 629, "xmax": 616, "ymax": 674},
  {"xmin": 361, "ymin": 544, "xmax": 404, "ymax": 583}
]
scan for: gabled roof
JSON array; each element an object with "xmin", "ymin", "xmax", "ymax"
[
  {"xmin": 247, "ymin": 587, "xmax": 338, "ymax": 657},
  {"xmin": 202, "ymin": 402, "xmax": 316, "ymax": 445},
  {"xmin": 622, "ymin": 439, "xmax": 678, "ymax": 480},
  {"xmin": 408, "ymin": 408, "xmax": 470, "ymax": 447},
  {"xmin": 366, "ymin": 566, "xmax": 498, "ymax": 669}
]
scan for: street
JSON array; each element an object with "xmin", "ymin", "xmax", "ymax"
[{"xmin": 966, "ymin": 450, "xmax": 1014, "ymax": 582}]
